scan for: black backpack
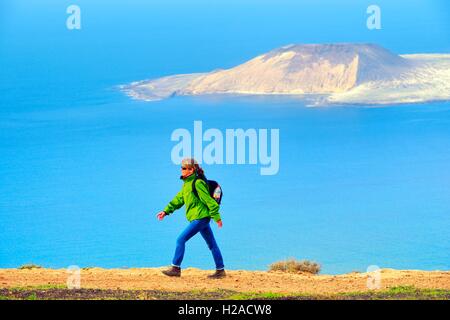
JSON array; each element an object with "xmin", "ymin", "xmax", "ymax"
[{"xmin": 192, "ymin": 174, "xmax": 223, "ymax": 205}]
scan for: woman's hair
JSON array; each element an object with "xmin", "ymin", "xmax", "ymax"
[{"xmin": 181, "ymin": 158, "xmax": 205, "ymax": 177}]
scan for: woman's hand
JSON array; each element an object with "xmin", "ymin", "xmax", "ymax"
[
  {"xmin": 217, "ymin": 220, "xmax": 223, "ymax": 228},
  {"xmin": 156, "ymin": 211, "xmax": 167, "ymax": 221}
]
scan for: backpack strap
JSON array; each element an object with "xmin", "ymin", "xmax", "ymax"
[
  {"xmin": 192, "ymin": 174, "xmax": 207, "ymax": 200},
  {"xmin": 192, "ymin": 176, "xmax": 199, "ymax": 199}
]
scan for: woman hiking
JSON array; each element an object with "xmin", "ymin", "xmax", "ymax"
[{"xmin": 156, "ymin": 158, "xmax": 225, "ymax": 279}]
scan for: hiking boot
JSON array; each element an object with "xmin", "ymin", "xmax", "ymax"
[
  {"xmin": 162, "ymin": 266, "xmax": 181, "ymax": 277},
  {"xmin": 207, "ymin": 269, "xmax": 226, "ymax": 279}
]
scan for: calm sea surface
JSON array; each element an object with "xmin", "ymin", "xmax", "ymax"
[{"xmin": 1, "ymin": 1, "xmax": 449, "ymax": 274}]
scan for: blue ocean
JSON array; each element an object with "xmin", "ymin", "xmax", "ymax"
[{"xmin": 1, "ymin": 0, "xmax": 449, "ymax": 274}]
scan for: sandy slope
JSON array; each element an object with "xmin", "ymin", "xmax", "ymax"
[{"xmin": 0, "ymin": 268, "xmax": 449, "ymax": 294}]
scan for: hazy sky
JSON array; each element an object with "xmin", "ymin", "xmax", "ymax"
[
  {"xmin": 1, "ymin": 0, "xmax": 449, "ymax": 82},
  {"xmin": 2, "ymin": 0, "xmax": 449, "ymax": 52}
]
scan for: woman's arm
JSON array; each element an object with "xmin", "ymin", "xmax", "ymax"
[{"xmin": 163, "ymin": 190, "xmax": 185, "ymax": 215}]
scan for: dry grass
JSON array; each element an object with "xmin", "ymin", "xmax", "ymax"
[
  {"xmin": 18, "ymin": 264, "xmax": 42, "ymax": 270},
  {"xmin": 269, "ymin": 258, "xmax": 321, "ymax": 275}
]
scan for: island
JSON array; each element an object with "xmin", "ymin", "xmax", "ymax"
[{"xmin": 121, "ymin": 43, "xmax": 450, "ymax": 105}]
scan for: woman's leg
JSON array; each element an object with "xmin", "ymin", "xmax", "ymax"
[
  {"xmin": 200, "ymin": 222, "xmax": 225, "ymax": 270},
  {"xmin": 172, "ymin": 219, "xmax": 208, "ymax": 267}
]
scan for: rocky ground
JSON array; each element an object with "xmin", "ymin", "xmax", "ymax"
[{"xmin": 0, "ymin": 268, "xmax": 449, "ymax": 300}]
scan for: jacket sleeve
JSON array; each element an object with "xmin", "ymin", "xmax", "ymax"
[
  {"xmin": 195, "ymin": 180, "xmax": 222, "ymax": 222},
  {"xmin": 163, "ymin": 190, "xmax": 184, "ymax": 215}
]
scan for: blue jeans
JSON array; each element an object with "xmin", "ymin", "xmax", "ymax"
[{"xmin": 172, "ymin": 218, "xmax": 224, "ymax": 270}]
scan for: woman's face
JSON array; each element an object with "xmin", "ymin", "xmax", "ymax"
[{"xmin": 181, "ymin": 165, "xmax": 194, "ymax": 178}]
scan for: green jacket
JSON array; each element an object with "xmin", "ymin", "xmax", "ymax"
[{"xmin": 164, "ymin": 174, "xmax": 222, "ymax": 222}]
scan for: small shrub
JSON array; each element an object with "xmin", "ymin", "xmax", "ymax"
[
  {"xmin": 26, "ymin": 293, "xmax": 37, "ymax": 300},
  {"xmin": 18, "ymin": 264, "xmax": 42, "ymax": 270},
  {"xmin": 269, "ymin": 258, "xmax": 321, "ymax": 275}
]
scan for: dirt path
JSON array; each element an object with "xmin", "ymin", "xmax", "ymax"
[{"xmin": 1, "ymin": 268, "xmax": 449, "ymax": 295}]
